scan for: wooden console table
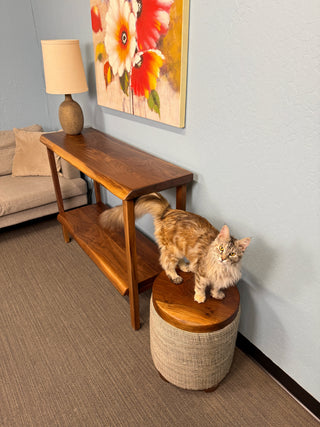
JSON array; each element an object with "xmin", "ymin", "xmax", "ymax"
[{"xmin": 41, "ymin": 127, "xmax": 193, "ymax": 330}]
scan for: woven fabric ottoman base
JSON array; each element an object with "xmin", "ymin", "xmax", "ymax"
[{"xmin": 150, "ymin": 271, "xmax": 240, "ymax": 391}]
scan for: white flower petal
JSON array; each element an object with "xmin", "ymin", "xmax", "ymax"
[
  {"xmin": 133, "ymin": 51, "xmax": 143, "ymax": 66},
  {"xmin": 159, "ymin": 0, "xmax": 174, "ymax": 6},
  {"xmin": 111, "ymin": 55, "xmax": 120, "ymax": 74},
  {"xmin": 156, "ymin": 10, "xmax": 170, "ymax": 29},
  {"xmin": 123, "ymin": 0, "xmax": 130, "ymax": 21},
  {"xmin": 118, "ymin": 62, "xmax": 124, "ymax": 77},
  {"xmin": 125, "ymin": 56, "xmax": 132, "ymax": 73},
  {"xmin": 129, "ymin": 12, "xmax": 137, "ymax": 35},
  {"xmin": 131, "ymin": 0, "xmax": 138, "ymax": 15},
  {"xmin": 110, "ymin": 0, "xmax": 120, "ymax": 21},
  {"xmin": 129, "ymin": 38, "xmax": 137, "ymax": 57}
]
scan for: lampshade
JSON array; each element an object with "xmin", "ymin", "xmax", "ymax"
[
  {"xmin": 41, "ymin": 39, "xmax": 88, "ymax": 135},
  {"xmin": 41, "ymin": 39, "xmax": 88, "ymax": 94}
]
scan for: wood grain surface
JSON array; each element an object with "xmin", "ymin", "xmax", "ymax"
[
  {"xmin": 152, "ymin": 271, "xmax": 240, "ymax": 333},
  {"xmin": 58, "ymin": 203, "xmax": 162, "ymax": 295},
  {"xmin": 41, "ymin": 128, "xmax": 193, "ymax": 330},
  {"xmin": 41, "ymin": 128, "xmax": 193, "ymax": 200}
]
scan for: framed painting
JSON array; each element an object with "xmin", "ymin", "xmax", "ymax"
[{"xmin": 90, "ymin": 0, "xmax": 190, "ymax": 128}]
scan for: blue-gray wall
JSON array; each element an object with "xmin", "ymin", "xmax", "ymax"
[
  {"xmin": 0, "ymin": 1, "xmax": 48, "ymax": 129},
  {"xmin": 1, "ymin": 0, "xmax": 319, "ymax": 401}
]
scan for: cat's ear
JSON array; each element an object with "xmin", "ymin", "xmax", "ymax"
[
  {"xmin": 218, "ymin": 225, "xmax": 230, "ymax": 240},
  {"xmin": 237, "ymin": 237, "xmax": 251, "ymax": 252}
]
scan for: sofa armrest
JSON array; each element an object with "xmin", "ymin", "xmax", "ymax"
[{"xmin": 60, "ymin": 158, "xmax": 81, "ymax": 179}]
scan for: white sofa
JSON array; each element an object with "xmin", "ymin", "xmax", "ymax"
[{"xmin": 0, "ymin": 125, "xmax": 88, "ymax": 228}]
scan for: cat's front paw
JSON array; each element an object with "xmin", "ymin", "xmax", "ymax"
[
  {"xmin": 172, "ymin": 276, "xmax": 183, "ymax": 285},
  {"xmin": 166, "ymin": 272, "xmax": 183, "ymax": 284},
  {"xmin": 210, "ymin": 290, "xmax": 225, "ymax": 300},
  {"xmin": 194, "ymin": 293, "xmax": 206, "ymax": 303},
  {"xmin": 178, "ymin": 260, "xmax": 190, "ymax": 272}
]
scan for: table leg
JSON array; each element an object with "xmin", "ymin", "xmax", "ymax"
[
  {"xmin": 176, "ymin": 184, "xmax": 187, "ymax": 210},
  {"xmin": 123, "ymin": 200, "xmax": 140, "ymax": 330},
  {"xmin": 47, "ymin": 148, "xmax": 70, "ymax": 243},
  {"xmin": 93, "ymin": 181, "xmax": 102, "ymax": 204}
]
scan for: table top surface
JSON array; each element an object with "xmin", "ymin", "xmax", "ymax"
[
  {"xmin": 41, "ymin": 127, "xmax": 193, "ymax": 200},
  {"xmin": 152, "ymin": 271, "xmax": 240, "ymax": 333}
]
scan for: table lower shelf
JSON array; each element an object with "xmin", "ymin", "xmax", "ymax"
[{"xmin": 58, "ymin": 203, "xmax": 162, "ymax": 296}]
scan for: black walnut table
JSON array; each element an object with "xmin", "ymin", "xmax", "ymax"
[{"xmin": 41, "ymin": 127, "xmax": 193, "ymax": 330}]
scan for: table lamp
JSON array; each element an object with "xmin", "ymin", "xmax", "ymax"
[{"xmin": 41, "ymin": 39, "xmax": 88, "ymax": 135}]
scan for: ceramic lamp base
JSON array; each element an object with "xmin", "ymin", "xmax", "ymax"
[{"xmin": 59, "ymin": 94, "xmax": 84, "ymax": 135}]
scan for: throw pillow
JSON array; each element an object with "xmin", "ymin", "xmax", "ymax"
[
  {"xmin": 0, "ymin": 124, "xmax": 43, "ymax": 176},
  {"xmin": 12, "ymin": 129, "xmax": 61, "ymax": 177},
  {"xmin": 0, "ymin": 124, "xmax": 43, "ymax": 149}
]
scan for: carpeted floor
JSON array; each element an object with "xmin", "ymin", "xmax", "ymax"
[{"xmin": 0, "ymin": 217, "xmax": 318, "ymax": 426}]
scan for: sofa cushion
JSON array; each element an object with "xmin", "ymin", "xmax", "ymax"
[
  {"xmin": 0, "ymin": 124, "xmax": 42, "ymax": 176},
  {"xmin": 0, "ymin": 124, "xmax": 42, "ymax": 149},
  {"xmin": 0, "ymin": 194, "xmax": 88, "ymax": 228},
  {"xmin": 0, "ymin": 175, "xmax": 87, "ymax": 216},
  {"xmin": 12, "ymin": 129, "xmax": 61, "ymax": 177},
  {"xmin": 0, "ymin": 147, "xmax": 16, "ymax": 176},
  {"xmin": 60, "ymin": 158, "xmax": 80, "ymax": 179}
]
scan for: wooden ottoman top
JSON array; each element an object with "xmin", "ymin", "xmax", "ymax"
[{"xmin": 152, "ymin": 271, "xmax": 240, "ymax": 333}]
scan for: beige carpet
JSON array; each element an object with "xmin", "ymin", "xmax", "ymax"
[{"xmin": 0, "ymin": 217, "xmax": 318, "ymax": 426}]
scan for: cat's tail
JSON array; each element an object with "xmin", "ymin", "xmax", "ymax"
[{"xmin": 99, "ymin": 192, "xmax": 170, "ymax": 229}]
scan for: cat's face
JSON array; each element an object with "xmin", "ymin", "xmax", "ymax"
[{"xmin": 213, "ymin": 225, "xmax": 251, "ymax": 265}]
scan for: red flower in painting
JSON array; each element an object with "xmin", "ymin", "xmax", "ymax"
[
  {"xmin": 132, "ymin": 0, "xmax": 173, "ymax": 51},
  {"xmin": 131, "ymin": 50, "xmax": 164, "ymax": 98},
  {"xmin": 91, "ymin": 6, "xmax": 103, "ymax": 33},
  {"xmin": 93, "ymin": 0, "xmax": 174, "ymax": 116}
]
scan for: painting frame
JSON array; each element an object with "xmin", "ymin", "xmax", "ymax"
[{"xmin": 90, "ymin": 0, "xmax": 190, "ymax": 128}]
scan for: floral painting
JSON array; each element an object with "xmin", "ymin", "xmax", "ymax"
[{"xmin": 90, "ymin": 0, "xmax": 190, "ymax": 127}]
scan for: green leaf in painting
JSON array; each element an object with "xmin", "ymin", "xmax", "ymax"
[
  {"xmin": 120, "ymin": 70, "xmax": 129, "ymax": 95},
  {"xmin": 148, "ymin": 90, "xmax": 160, "ymax": 116}
]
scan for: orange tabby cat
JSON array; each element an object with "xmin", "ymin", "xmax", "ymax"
[{"xmin": 99, "ymin": 193, "xmax": 251, "ymax": 303}]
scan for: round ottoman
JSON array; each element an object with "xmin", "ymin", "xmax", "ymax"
[{"xmin": 150, "ymin": 271, "xmax": 240, "ymax": 391}]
